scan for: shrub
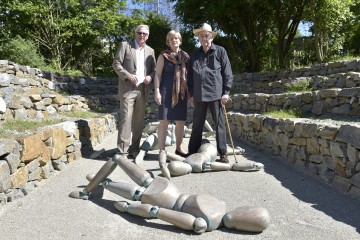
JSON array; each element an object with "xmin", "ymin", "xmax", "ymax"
[
  {"xmin": 0, "ymin": 36, "xmax": 45, "ymax": 68},
  {"xmin": 285, "ymin": 77, "xmax": 312, "ymax": 92}
]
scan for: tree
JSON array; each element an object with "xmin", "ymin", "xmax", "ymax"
[
  {"xmin": 170, "ymin": 0, "xmax": 312, "ymax": 72},
  {"xmin": 343, "ymin": 0, "xmax": 360, "ymax": 55},
  {"xmin": 304, "ymin": 0, "xmax": 354, "ymax": 62},
  {"xmin": 273, "ymin": 0, "xmax": 310, "ymax": 69},
  {"xmin": 0, "ymin": 0, "xmax": 127, "ymax": 72}
]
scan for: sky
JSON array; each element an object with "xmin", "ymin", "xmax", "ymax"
[{"xmin": 298, "ymin": 22, "xmax": 312, "ymax": 36}]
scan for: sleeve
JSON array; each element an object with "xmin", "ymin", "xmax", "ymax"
[
  {"xmin": 220, "ymin": 47, "xmax": 233, "ymax": 95},
  {"xmin": 112, "ymin": 42, "xmax": 131, "ymax": 81},
  {"xmin": 154, "ymin": 54, "xmax": 164, "ymax": 89},
  {"xmin": 187, "ymin": 53, "xmax": 194, "ymax": 97},
  {"xmin": 148, "ymin": 48, "xmax": 156, "ymax": 80}
]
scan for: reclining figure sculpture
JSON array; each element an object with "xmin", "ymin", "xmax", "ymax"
[
  {"xmin": 134, "ymin": 132, "xmax": 262, "ymax": 179},
  {"xmin": 69, "ymin": 154, "xmax": 270, "ymax": 234}
]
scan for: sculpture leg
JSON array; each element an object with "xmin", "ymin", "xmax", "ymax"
[
  {"xmin": 203, "ymin": 162, "xmax": 232, "ymax": 171},
  {"xmin": 143, "ymin": 121, "xmax": 160, "ymax": 135},
  {"xmin": 223, "ymin": 206, "xmax": 270, "ymax": 232},
  {"xmin": 68, "ymin": 156, "xmax": 118, "ymax": 199},
  {"xmin": 226, "ymin": 145, "xmax": 246, "ymax": 155},
  {"xmin": 232, "ymin": 162, "xmax": 264, "ymax": 171},
  {"xmin": 135, "ymin": 134, "xmax": 156, "ymax": 165},
  {"xmin": 166, "ymin": 151, "xmax": 185, "ymax": 162},
  {"xmin": 159, "ymin": 150, "xmax": 171, "ymax": 180},
  {"xmin": 114, "ymin": 154, "xmax": 153, "ymax": 187},
  {"xmin": 169, "ymin": 123, "xmax": 176, "ymax": 144},
  {"xmin": 102, "ymin": 178, "xmax": 145, "ymax": 201}
]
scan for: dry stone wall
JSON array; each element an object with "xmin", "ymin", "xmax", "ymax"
[
  {"xmin": 227, "ymin": 112, "xmax": 360, "ymax": 199},
  {"xmin": 233, "ymin": 60, "xmax": 360, "ymax": 94},
  {"xmin": 0, "ymin": 114, "xmax": 118, "ymax": 205},
  {"xmin": 231, "ymin": 87, "xmax": 360, "ymax": 116},
  {"xmin": 0, "ymin": 60, "xmax": 157, "ymax": 120}
]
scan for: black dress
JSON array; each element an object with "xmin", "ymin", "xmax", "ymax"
[{"xmin": 158, "ymin": 57, "xmax": 187, "ymax": 121}]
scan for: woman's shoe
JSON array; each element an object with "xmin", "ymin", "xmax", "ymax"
[{"xmin": 175, "ymin": 150, "xmax": 189, "ymax": 158}]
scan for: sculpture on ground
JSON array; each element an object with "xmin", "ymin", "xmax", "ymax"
[
  {"xmin": 135, "ymin": 130, "xmax": 262, "ymax": 179},
  {"xmin": 69, "ymin": 154, "xmax": 270, "ymax": 234},
  {"xmin": 69, "ymin": 120, "xmax": 269, "ymax": 234},
  {"xmin": 165, "ymin": 142, "xmax": 263, "ymax": 177}
]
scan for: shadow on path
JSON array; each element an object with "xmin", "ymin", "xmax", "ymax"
[{"xmin": 237, "ymin": 139, "xmax": 360, "ymax": 234}]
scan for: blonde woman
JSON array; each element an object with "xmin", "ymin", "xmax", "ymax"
[{"xmin": 154, "ymin": 30, "xmax": 190, "ymax": 159}]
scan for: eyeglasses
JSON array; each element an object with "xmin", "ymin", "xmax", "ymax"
[
  {"xmin": 199, "ymin": 34, "xmax": 212, "ymax": 39},
  {"xmin": 136, "ymin": 32, "xmax": 148, "ymax": 36}
]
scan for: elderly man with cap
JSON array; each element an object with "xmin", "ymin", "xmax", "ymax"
[{"xmin": 187, "ymin": 23, "xmax": 233, "ymax": 163}]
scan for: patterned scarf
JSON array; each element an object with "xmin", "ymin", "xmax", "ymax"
[{"xmin": 161, "ymin": 49, "xmax": 190, "ymax": 108}]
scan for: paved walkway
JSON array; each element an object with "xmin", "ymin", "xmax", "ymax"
[{"xmin": 0, "ymin": 131, "xmax": 359, "ymax": 240}]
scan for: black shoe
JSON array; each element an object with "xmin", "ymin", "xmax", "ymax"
[
  {"xmin": 175, "ymin": 150, "xmax": 189, "ymax": 158},
  {"xmin": 128, "ymin": 150, "xmax": 139, "ymax": 159},
  {"xmin": 219, "ymin": 155, "xmax": 229, "ymax": 163}
]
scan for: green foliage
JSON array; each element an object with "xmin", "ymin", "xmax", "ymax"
[
  {"xmin": 1, "ymin": 0, "xmax": 358, "ymax": 75},
  {"xmin": 0, "ymin": 0, "xmax": 127, "ymax": 74},
  {"xmin": 326, "ymin": 54, "xmax": 360, "ymax": 62},
  {"xmin": 303, "ymin": 0, "xmax": 354, "ymax": 62},
  {"xmin": 265, "ymin": 108, "xmax": 303, "ymax": 118},
  {"xmin": 170, "ymin": 0, "xmax": 310, "ymax": 72},
  {"xmin": 285, "ymin": 77, "xmax": 313, "ymax": 92},
  {"xmin": 145, "ymin": 13, "xmax": 172, "ymax": 57},
  {"xmin": 0, "ymin": 36, "xmax": 45, "ymax": 68}
]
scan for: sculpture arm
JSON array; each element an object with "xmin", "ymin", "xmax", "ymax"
[
  {"xmin": 115, "ymin": 201, "xmax": 207, "ymax": 233},
  {"xmin": 151, "ymin": 206, "xmax": 207, "ymax": 234}
]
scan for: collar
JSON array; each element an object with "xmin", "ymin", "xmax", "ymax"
[
  {"xmin": 200, "ymin": 43, "xmax": 216, "ymax": 53},
  {"xmin": 135, "ymin": 40, "xmax": 146, "ymax": 50}
]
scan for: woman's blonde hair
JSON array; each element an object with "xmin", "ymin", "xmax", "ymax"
[{"xmin": 166, "ymin": 30, "xmax": 182, "ymax": 47}]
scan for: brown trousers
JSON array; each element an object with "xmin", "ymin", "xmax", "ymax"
[{"xmin": 117, "ymin": 84, "xmax": 146, "ymax": 155}]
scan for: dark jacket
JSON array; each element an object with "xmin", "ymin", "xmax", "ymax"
[{"xmin": 188, "ymin": 43, "xmax": 233, "ymax": 102}]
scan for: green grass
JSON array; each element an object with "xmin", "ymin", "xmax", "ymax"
[
  {"xmin": 0, "ymin": 119, "xmax": 62, "ymax": 133},
  {"xmin": 0, "ymin": 110, "xmax": 111, "ymax": 138},
  {"xmin": 264, "ymin": 108, "xmax": 302, "ymax": 118},
  {"xmin": 62, "ymin": 110, "xmax": 99, "ymax": 119}
]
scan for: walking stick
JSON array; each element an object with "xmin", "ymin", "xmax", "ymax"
[{"xmin": 222, "ymin": 104, "xmax": 237, "ymax": 162}]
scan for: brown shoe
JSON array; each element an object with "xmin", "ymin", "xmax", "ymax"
[{"xmin": 219, "ymin": 155, "xmax": 229, "ymax": 163}]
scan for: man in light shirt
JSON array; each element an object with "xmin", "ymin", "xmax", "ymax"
[{"xmin": 112, "ymin": 24, "xmax": 156, "ymax": 159}]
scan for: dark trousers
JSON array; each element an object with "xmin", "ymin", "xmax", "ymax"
[{"xmin": 188, "ymin": 100, "xmax": 227, "ymax": 155}]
